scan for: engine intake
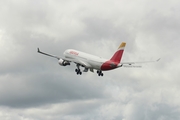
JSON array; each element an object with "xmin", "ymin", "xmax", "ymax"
[{"xmin": 58, "ymin": 59, "xmax": 70, "ymax": 66}]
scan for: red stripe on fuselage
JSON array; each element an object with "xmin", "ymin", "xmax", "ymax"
[{"xmin": 101, "ymin": 60, "xmax": 118, "ymax": 71}]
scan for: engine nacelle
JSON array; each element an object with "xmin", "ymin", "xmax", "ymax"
[{"xmin": 58, "ymin": 59, "xmax": 70, "ymax": 66}]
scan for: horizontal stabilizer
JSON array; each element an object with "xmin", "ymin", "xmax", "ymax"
[
  {"xmin": 123, "ymin": 65, "xmax": 142, "ymax": 68},
  {"xmin": 121, "ymin": 58, "xmax": 161, "ymax": 65}
]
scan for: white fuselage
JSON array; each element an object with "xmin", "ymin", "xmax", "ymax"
[
  {"xmin": 37, "ymin": 42, "xmax": 128, "ymax": 76},
  {"xmin": 63, "ymin": 49, "xmax": 108, "ymax": 70}
]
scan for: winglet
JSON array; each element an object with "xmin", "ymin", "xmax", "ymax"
[
  {"xmin": 37, "ymin": 48, "xmax": 40, "ymax": 52},
  {"xmin": 118, "ymin": 42, "xmax": 126, "ymax": 49},
  {"xmin": 157, "ymin": 58, "xmax": 161, "ymax": 62}
]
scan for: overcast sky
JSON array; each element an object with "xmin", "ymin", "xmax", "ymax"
[{"xmin": 0, "ymin": 0, "xmax": 180, "ymax": 120}]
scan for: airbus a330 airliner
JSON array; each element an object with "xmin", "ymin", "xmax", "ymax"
[{"xmin": 37, "ymin": 42, "xmax": 160, "ymax": 76}]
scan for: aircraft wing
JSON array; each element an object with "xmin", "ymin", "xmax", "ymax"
[
  {"xmin": 118, "ymin": 58, "xmax": 160, "ymax": 67},
  {"xmin": 37, "ymin": 48, "xmax": 60, "ymax": 60}
]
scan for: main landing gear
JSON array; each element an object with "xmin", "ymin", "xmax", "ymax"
[
  {"xmin": 75, "ymin": 64, "xmax": 104, "ymax": 76},
  {"xmin": 97, "ymin": 70, "xmax": 103, "ymax": 76},
  {"xmin": 75, "ymin": 68, "xmax": 82, "ymax": 75},
  {"xmin": 75, "ymin": 64, "xmax": 82, "ymax": 75}
]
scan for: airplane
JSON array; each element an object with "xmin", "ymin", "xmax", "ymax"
[{"xmin": 37, "ymin": 42, "xmax": 160, "ymax": 76}]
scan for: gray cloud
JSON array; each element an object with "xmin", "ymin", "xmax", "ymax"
[
  {"xmin": 0, "ymin": 0, "xmax": 180, "ymax": 120},
  {"xmin": 0, "ymin": 70, "xmax": 106, "ymax": 108}
]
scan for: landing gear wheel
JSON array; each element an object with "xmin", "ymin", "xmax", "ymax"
[
  {"xmin": 75, "ymin": 68, "xmax": 82, "ymax": 75},
  {"xmin": 97, "ymin": 71, "xmax": 103, "ymax": 77},
  {"xmin": 75, "ymin": 64, "xmax": 82, "ymax": 75},
  {"xmin": 101, "ymin": 73, "xmax": 103, "ymax": 76}
]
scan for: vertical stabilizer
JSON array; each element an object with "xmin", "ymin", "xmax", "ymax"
[{"xmin": 110, "ymin": 42, "xmax": 126, "ymax": 63}]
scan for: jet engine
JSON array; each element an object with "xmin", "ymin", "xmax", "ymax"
[{"xmin": 58, "ymin": 59, "xmax": 70, "ymax": 66}]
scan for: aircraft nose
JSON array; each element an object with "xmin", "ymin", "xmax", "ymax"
[
  {"xmin": 63, "ymin": 49, "xmax": 70, "ymax": 55},
  {"xmin": 63, "ymin": 50, "xmax": 67, "ymax": 55}
]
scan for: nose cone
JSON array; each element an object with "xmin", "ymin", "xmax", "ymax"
[{"xmin": 63, "ymin": 49, "xmax": 70, "ymax": 55}]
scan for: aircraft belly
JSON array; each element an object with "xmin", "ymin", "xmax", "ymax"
[{"xmin": 88, "ymin": 61, "xmax": 102, "ymax": 70}]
